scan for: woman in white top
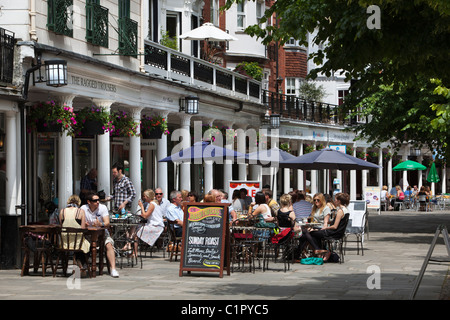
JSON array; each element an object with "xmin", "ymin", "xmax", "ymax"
[
  {"xmin": 310, "ymin": 193, "xmax": 331, "ymax": 226},
  {"xmin": 249, "ymin": 191, "xmax": 275, "ymax": 222},
  {"xmin": 231, "ymin": 189, "xmax": 245, "ymax": 213},
  {"xmin": 137, "ymin": 189, "xmax": 165, "ymax": 246}
]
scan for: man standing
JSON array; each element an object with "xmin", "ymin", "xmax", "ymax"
[
  {"xmin": 165, "ymin": 190, "xmax": 184, "ymax": 237},
  {"xmin": 79, "ymin": 168, "xmax": 97, "ymax": 205},
  {"xmin": 82, "ymin": 192, "xmax": 119, "ymax": 278},
  {"xmin": 110, "ymin": 163, "xmax": 136, "ymax": 213}
]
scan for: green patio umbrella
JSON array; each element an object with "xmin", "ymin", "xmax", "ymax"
[
  {"xmin": 392, "ymin": 160, "xmax": 427, "ymax": 171},
  {"xmin": 427, "ymin": 162, "xmax": 440, "ymax": 183}
]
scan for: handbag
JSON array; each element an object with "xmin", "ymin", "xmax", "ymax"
[{"xmin": 300, "ymin": 257, "xmax": 324, "ymax": 265}]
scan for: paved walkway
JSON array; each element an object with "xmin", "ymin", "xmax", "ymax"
[{"xmin": 0, "ymin": 209, "xmax": 449, "ymax": 300}]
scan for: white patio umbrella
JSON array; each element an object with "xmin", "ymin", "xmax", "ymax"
[{"xmin": 179, "ymin": 23, "xmax": 238, "ymax": 41}]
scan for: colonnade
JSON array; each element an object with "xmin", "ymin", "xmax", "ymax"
[{"xmin": 1, "ymin": 99, "xmax": 448, "ymax": 216}]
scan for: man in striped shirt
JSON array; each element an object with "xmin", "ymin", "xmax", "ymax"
[{"xmin": 110, "ymin": 163, "xmax": 136, "ymax": 213}]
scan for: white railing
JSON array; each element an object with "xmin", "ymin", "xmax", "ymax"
[{"xmin": 143, "ymin": 39, "xmax": 261, "ymax": 103}]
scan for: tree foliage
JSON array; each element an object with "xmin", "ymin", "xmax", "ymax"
[{"xmin": 223, "ymin": 0, "xmax": 450, "ymax": 156}]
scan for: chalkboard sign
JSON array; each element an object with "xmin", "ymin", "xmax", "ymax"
[{"xmin": 179, "ymin": 202, "xmax": 230, "ymax": 277}]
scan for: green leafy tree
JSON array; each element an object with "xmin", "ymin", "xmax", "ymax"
[{"xmin": 223, "ymin": 0, "xmax": 450, "ymax": 156}]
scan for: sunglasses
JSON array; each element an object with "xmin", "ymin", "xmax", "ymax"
[
  {"xmin": 155, "ymin": 193, "xmax": 163, "ymax": 195},
  {"xmin": 89, "ymin": 199, "xmax": 100, "ymax": 202},
  {"xmin": 313, "ymin": 199, "xmax": 321, "ymax": 202}
]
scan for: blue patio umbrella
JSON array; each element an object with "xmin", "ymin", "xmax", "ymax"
[
  {"xmin": 243, "ymin": 146, "xmax": 297, "ymax": 167},
  {"xmin": 158, "ymin": 140, "xmax": 245, "ymax": 163},
  {"xmin": 279, "ymin": 148, "xmax": 382, "ymax": 170}
]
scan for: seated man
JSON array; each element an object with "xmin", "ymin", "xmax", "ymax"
[
  {"xmin": 165, "ymin": 190, "xmax": 184, "ymax": 237},
  {"xmin": 81, "ymin": 192, "xmax": 119, "ymax": 278}
]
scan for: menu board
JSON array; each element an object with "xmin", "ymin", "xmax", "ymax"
[{"xmin": 179, "ymin": 203, "xmax": 230, "ymax": 277}]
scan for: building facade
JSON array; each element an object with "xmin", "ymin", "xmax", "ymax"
[{"xmin": 0, "ymin": 0, "xmax": 447, "ymax": 267}]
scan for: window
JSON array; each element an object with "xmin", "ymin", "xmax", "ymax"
[
  {"xmin": 256, "ymin": 1, "xmax": 264, "ymax": 25},
  {"xmin": 118, "ymin": 0, "xmax": 137, "ymax": 57},
  {"xmin": 86, "ymin": 0, "xmax": 109, "ymax": 47},
  {"xmin": 286, "ymin": 78, "xmax": 296, "ymax": 95},
  {"xmin": 237, "ymin": 1, "xmax": 245, "ymax": 29},
  {"xmin": 338, "ymin": 89, "xmax": 349, "ymax": 105},
  {"xmin": 47, "ymin": 0, "xmax": 73, "ymax": 37},
  {"xmin": 211, "ymin": 0, "xmax": 220, "ymax": 26},
  {"xmin": 285, "ymin": 38, "xmax": 300, "ymax": 47}
]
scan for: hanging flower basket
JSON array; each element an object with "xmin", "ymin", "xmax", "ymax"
[
  {"xmin": 27, "ymin": 101, "xmax": 77, "ymax": 135},
  {"xmin": 110, "ymin": 110, "xmax": 139, "ymax": 137},
  {"xmin": 74, "ymin": 107, "xmax": 111, "ymax": 136},
  {"xmin": 140, "ymin": 115, "xmax": 169, "ymax": 139}
]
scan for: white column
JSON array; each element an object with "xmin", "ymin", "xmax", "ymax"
[
  {"xmin": 442, "ymin": 164, "xmax": 447, "ymax": 194},
  {"xmin": 378, "ymin": 148, "xmax": 383, "ymax": 189},
  {"xmin": 417, "ymin": 155, "xmax": 423, "ymax": 189},
  {"xmin": 222, "ymin": 122, "xmax": 235, "ymax": 191},
  {"xmin": 203, "ymin": 118, "xmax": 215, "ymax": 193},
  {"xmin": 236, "ymin": 123, "xmax": 248, "ymax": 180},
  {"xmin": 311, "ymin": 142, "xmax": 318, "ymax": 195},
  {"xmin": 57, "ymin": 95, "xmax": 75, "ymax": 210},
  {"xmin": 362, "ymin": 147, "xmax": 367, "ymax": 195},
  {"xmin": 179, "ymin": 114, "xmax": 192, "ymax": 191},
  {"xmin": 93, "ymin": 99, "xmax": 114, "ymax": 201},
  {"xmin": 283, "ymin": 140, "xmax": 290, "ymax": 194},
  {"xmin": 129, "ymin": 107, "xmax": 142, "ymax": 213},
  {"xmin": 5, "ymin": 110, "xmax": 18, "ymax": 215},
  {"xmin": 402, "ymin": 147, "xmax": 408, "ymax": 190},
  {"xmin": 156, "ymin": 110, "xmax": 170, "ymax": 197},
  {"xmin": 350, "ymin": 145, "xmax": 357, "ymax": 200},
  {"xmin": 387, "ymin": 155, "xmax": 393, "ymax": 190},
  {"xmin": 297, "ymin": 140, "xmax": 304, "ymax": 191}
]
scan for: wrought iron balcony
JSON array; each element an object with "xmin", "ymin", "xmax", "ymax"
[
  {"xmin": 0, "ymin": 27, "xmax": 15, "ymax": 84},
  {"xmin": 118, "ymin": 17, "xmax": 138, "ymax": 57},
  {"xmin": 143, "ymin": 40, "xmax": 261, "ymax": 103},
  {"xmin": 262, "ymin": 90, "xmax": 357, "ymax": 126},
  {"xmin": 47, "ymin": 0, "xmax": 73, "ymax": 37},
  {"xmin": 86, "ymin": 2, "xmax": 109, "ymax": 47}
]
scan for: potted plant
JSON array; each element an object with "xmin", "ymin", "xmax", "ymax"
[
  {"xmin": 110, "ymin": 110, "xmax": 139, "ymax": 137},
  {"xmin": 140, "ymin": 115, "xmax": 169, "ymax": 139},
  {"xmin": 27, "ymin": 101, "xmax": 77, "ymax": 135},
  {"xmin": 74, "ymin": 106, "xmax": 112, "ymax": 136},
  {"xmin": 280, "ymin": 142, "xmax": 291, "ymax": 153}
]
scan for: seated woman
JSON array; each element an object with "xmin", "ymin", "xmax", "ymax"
[
  {"xmin": 295, "ymin": 193, "xmax": 331, "ymax": 259},
  {"xmin": 309, "ymin": 192, "xmax": 350, "ymax": 261},
  {"xmin": 136, "ymin": 189, "xmax": 165, "ymax": 249},
  {"xmin": 248, "ymin": 191, "xmax": 275, "ymax": 222},
  {"xmin": 59, "ymin": 195, "xmax": 91, "ymax": 270},
  {"xmin": 277, "ymin": 194, "xmax": 296, "ymax": 228},
  {"xmin": 394, "ymin": 185, "xmax": 405, "ymax": 210}
]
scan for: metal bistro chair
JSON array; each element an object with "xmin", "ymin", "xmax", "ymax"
[
  {"xmin": 166, "ymin": 220, "xmax": 182, "ymax": 262},
  {"xmin": 417, "ymin": 195, "xmax": 432, "ymax": 212},
  {"xmin": 53, "ymin": 227, "xmax": 92, "ymax": 278},
  {"xmin": 230, "ymin": 225, "xmax": 258, "ymax": 273},
  {"xmin": 344, "ymin": 211, "xmax": 367, "ymax": 256},
  {"xmin": 322, "ymin": 213, "xmax": 350, "ymax": 264}
]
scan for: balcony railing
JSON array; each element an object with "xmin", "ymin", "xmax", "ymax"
[
  {"xmin": 86, "ymin": 2, "xmax": 109, "ymax": 47},
  {"xmin": 0, "ymin": 27, "xmax": 15, "ymax": 84},
  {"xmin": 119, "ymin": 17, "xmax": 138, "ymax": 57},
  {"xmin": 47, "ymin": 0, "xmax": 73, "ymax": 37},
  {"xmin": 143, "ymin": 40, "xmax": 261, "ymax": 103},
  {"xmin": 262, "ymin": 90, "xmax": 358, "ymax": 126}
]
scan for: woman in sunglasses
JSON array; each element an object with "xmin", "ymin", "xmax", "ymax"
[{"xmin": 310, "ymin": 193, "xmax": 331, "ymax": 225}]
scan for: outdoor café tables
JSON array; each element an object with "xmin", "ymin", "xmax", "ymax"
[{"xmin": 19, "ymin": 224, "xmax": 105, "ymax": 277}]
